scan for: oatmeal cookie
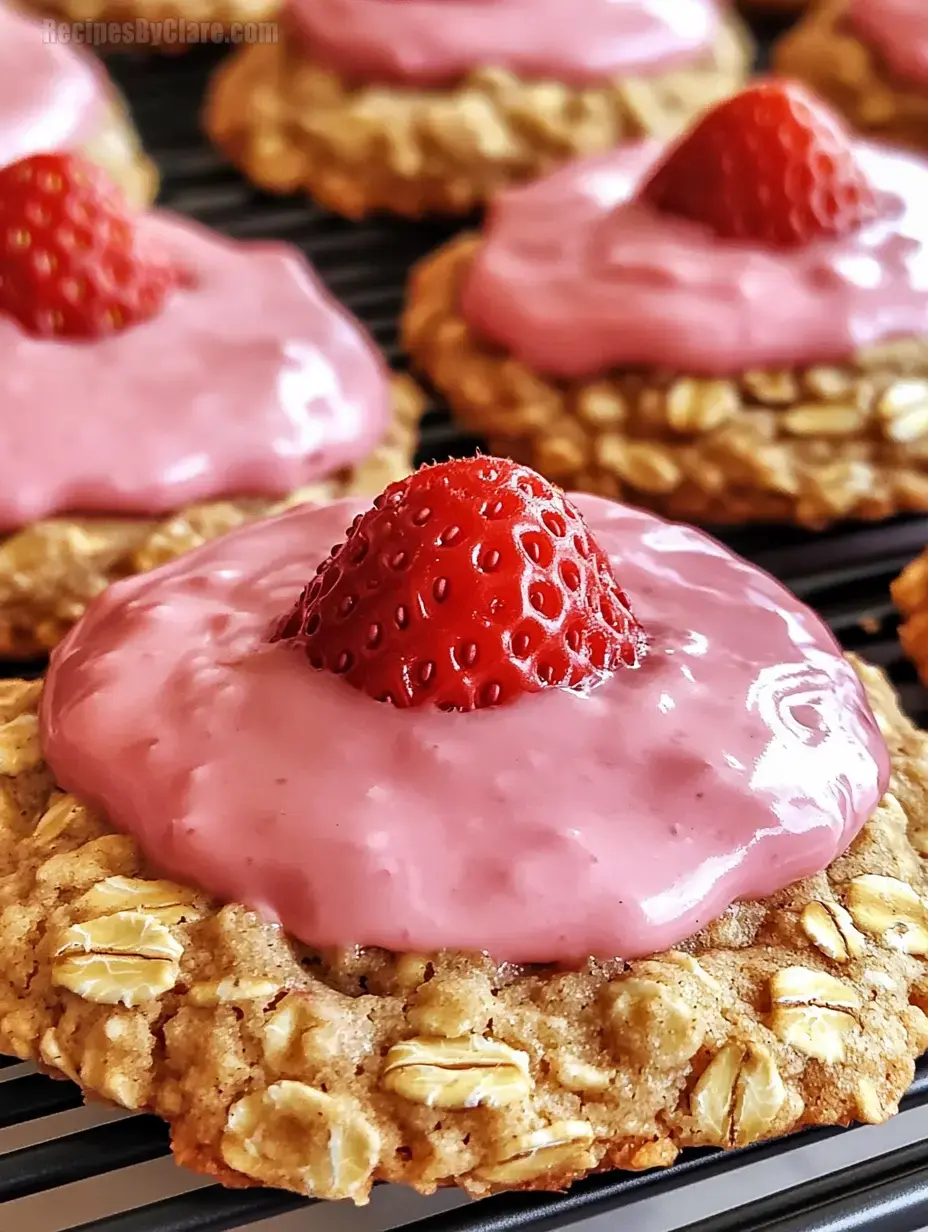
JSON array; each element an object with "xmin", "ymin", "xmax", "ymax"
[
  {"xmin": 0, "ymin": 375, "xmax": 422, "ymax": 660},
  {"xmin": 203, "ymin": 13, "xmax": 750, "ymax": 220},
  {"xmin": 893, "ymin": 553, "xmax": 928, "ymax": 686},
  {"xmin": 1, "ymin": 657, "xmax": 927, "ymax": 1201},
  {"xmin": 404, "ymin": 235, "xmax": 928, "ymax": 528},
  {"xmin": 775, "ymin": 1, "xmax": 928, "ymax": 152}
]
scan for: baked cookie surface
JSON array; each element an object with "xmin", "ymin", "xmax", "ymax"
[
  {"xmin": 203, "ymin": 10, "xmax": 750, "ymax": 219},
  {"xmin": 775, "ymin": 0, "xmax": 928, "ymax": 152},
  {"xmin": 1, "ymin": 659, "xmax": 927, "ymax": 1201},
  {"xmin": 0, "ymin": 373, "xmax": 422, "ymax": 659}
]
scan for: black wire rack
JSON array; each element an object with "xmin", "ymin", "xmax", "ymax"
[{"xmin": 5, "ymin": 13, "xmax": 928, "ymax": 1231}]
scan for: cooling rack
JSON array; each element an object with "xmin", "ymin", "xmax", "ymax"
[{"xmin": 4, "ymin": 14, "xmax": 928, "ymax": 1231}]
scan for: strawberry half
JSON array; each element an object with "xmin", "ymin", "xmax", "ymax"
[
  {"xmin": 273, "ymin": 457, "xmax": 647, "ymax": 711},
  {"xmin": 641, "ymin": 80, "xmax": 880, "ymax": 249},
  {"xmin": 0, "ymin": 152, "xmax": 183, "ymax": 340}
]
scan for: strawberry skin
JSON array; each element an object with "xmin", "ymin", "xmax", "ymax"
[
  {"xmin": 0, "ymin": 152, "xmax": 181, "ymax": 340},
  {"xmin": 274, "ymin": 457, "xmax": 646, "ymax": 711},
  {"xmin": 642, "ymin": 80, "xmax": 879, "ymax": 249}
]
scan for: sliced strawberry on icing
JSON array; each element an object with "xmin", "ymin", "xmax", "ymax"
[
  {"xmin": 641, "ymin": 80, "xmax": 880, "ymax": 249},
  {"xmin": 273, "ymin": 457, "xmax": 647, "ymax": 711},
  {"xmin": 0, "ymin": 152, "xmax": 183, "ymax": 340}
]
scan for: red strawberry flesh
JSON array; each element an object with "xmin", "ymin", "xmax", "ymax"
[
  {"xmin": 0, "ymin": 152, "xmax": 183, "ymax": 340},
  {"xmin": 641, "ymin": 80, "xmax": 880, "ymax": 249},
  {"xmin": 273, "ymin": 457, "xmax": 647, "ymax": 710}
]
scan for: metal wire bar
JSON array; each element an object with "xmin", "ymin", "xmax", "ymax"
[
  {"xmin": 674, "ymin": 1136, "xmax": 928, "ymax": 1232},
  {"xmin": 0, "ymin": 1074, "xmax": 85, "ymax": 1130},
  {"xmin": 68, "ymin": 1186, "xmax": 308, "ymax": 1231},
  {"xmin": 0, "ymin": 1117, "xmax": 170, "ymax": 1203}
]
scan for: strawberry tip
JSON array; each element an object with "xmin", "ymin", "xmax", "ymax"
[{"xmin": 273, "ymin": 458, "xmax": 647, "ymax": 712}]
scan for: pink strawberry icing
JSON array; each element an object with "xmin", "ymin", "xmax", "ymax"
[
  {"xmin": 1, "ymin": 213, "xmax": 390, "ymax": 534},
  {"xmin": 286, "ymin": 0, "xmax": 720, "ymax": 88},
  {"xmin": 847, "ymin": 0, "xmax": 928, "ymax": 90},
  {"xmin": 460, "ymin": 139, "xmax": 928, "ymax": 380},
  {"xmin": 0, "ymin": 6, "xmax": 107, "ymax": 167},
  {"xmin": 41, "ymin": 495, "xmax": 889, "ymax": 963}
]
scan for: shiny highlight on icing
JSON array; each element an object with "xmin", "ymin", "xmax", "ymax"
[
  {"xmin": 0, "ymin": 214, "xmax": 389, "ymax": 532},
  {"xmin": 42, "ymin": 495, "xmax": 889, "ymax": 963}
]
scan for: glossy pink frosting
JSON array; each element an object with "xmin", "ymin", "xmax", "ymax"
[
  {"xmin": 0, "ymin": 5, "xmax": 106, "ymax": 166},
  {"xmin": 41, "ymin": 496, "xmax": 889, "ymax": 963},
  {"xmin": 1, "ymin": 214, "xmax": 389, "ymax": 533},
  {"xmin": 286, "ymin": 0, "xmax": 720, "ymax": 88},
  {"xmin": 847, "ymin": 0, "xmax": 928, "ymax": 90},
  {"xmin": 461, "ymin": 140, "xmax": 928, "ymax": 380}
]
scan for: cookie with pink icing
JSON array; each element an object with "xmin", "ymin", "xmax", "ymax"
[
  {"xmin": 405, "ymin": 79, "xmax": 928, "ymax": 528},
  {"xmin": 204, "ymin": 0, "xmax": 751, "ymax": 218},
  {"xmin": 0, "ymin": 2, "xmax": 155, "ymax": 204},
  {"xmin": 777, "ymin": 0, "xmax": 928, "ymax": 152},
  {"xmin": 3, "ymin": 455, "xmax": 927, "ymax": 1202},
  {"xmin": 0, "ymin": 151, "xmax": 423, "ymax": 659}
]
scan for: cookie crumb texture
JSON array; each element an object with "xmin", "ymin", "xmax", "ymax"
[
  {"xmin": 0, "ymin": 376, "xmax": 422, "ymax": 659},
  {"xmin": 1, "ymin": 659, "xmax": 927, "ymax": 1201},
  {"xmin": 203, "ymin": 16, "xmax": 749, "ymax": 219},
  {"xmin": 404, "ymin": 236, "xmax": 928, "ymax": 527},
  {"xmin": 776, "ymin": 0, "xmax": 928, "ymax": 152}
]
